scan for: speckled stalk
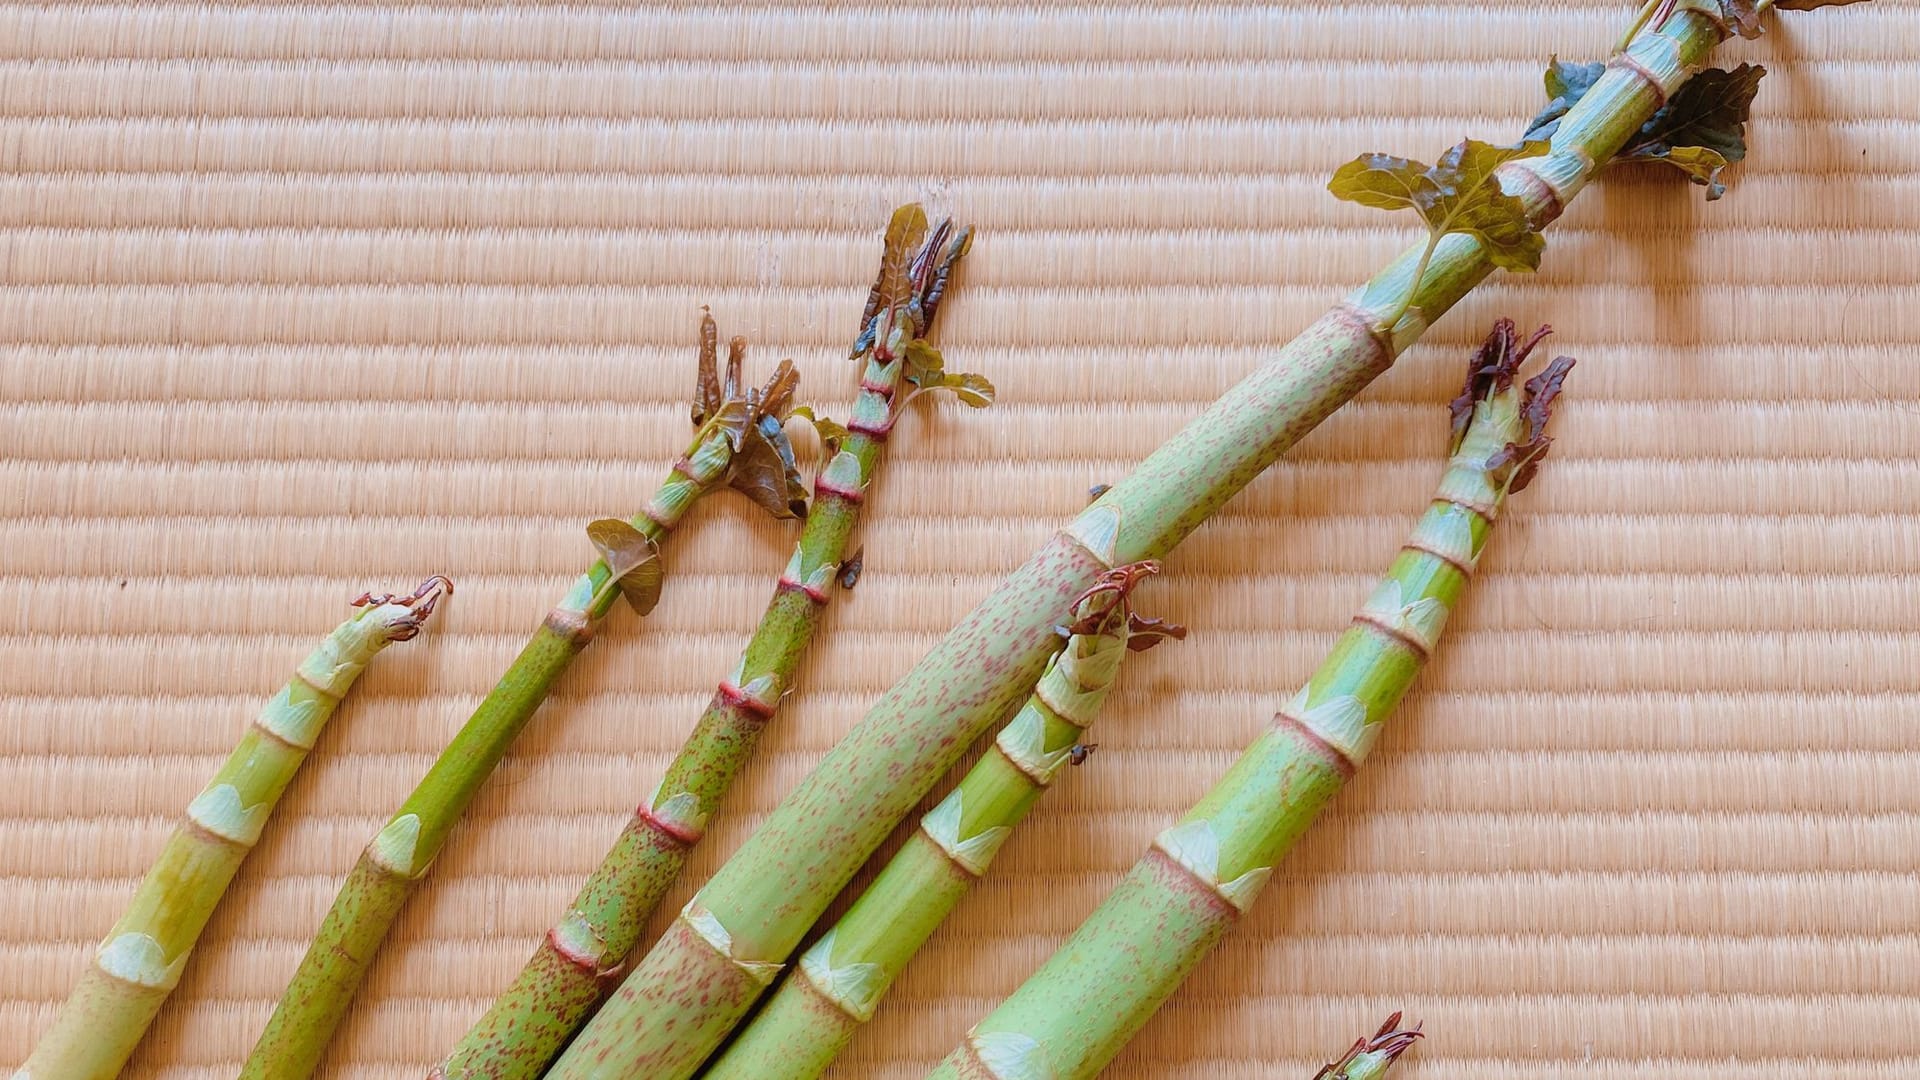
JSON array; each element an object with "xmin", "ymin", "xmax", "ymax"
[
  {"xmin": 921, "ymin": 326, "xmax": 1570, "ymax": 1080},
  {"xmin": 431, "ymin": 209, "xmax": 974, "ymax": 1080},
  {"xmin": 1313, "ymin": 1013, "xmax": 1424, "ymax": 1080},
  {"xmin": 701, "ymin": 565, "xmax": 1171, "ymax": 1080},
  {"xmin": 14, "ymin": 581, "xmax": 449, "ymax": 1080},
  {"xmin": 238, "ymin": 361, "xmax": 752, "ymax": 1080},
  {"xmin": 545, "ymin": 9, "xmax": 1746, "ymax": 1078}
]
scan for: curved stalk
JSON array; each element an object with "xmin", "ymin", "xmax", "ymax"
[
  {"xmin": 543, "ymin": 7, "xmax": 1828, "ymax": 1077},
  {"xmin": 921, "ymin": 323, "xmax": 1570, "ymax": 1080},
  {"xmin": 430, "ymin": 205, "xmax": 981, "ymax": 1080},
  {"xmin": 700, "ymin": 564, "xmax": 1180, "ymax": 1080},
  {"xmin": 237, "ymin": 321, "xmax": 809, "ymax": 1080},
  {"xmin": 15, "ymin": 580, "xmax": 449, "ymax": 1080}
]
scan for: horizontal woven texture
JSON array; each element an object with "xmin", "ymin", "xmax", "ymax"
[{"xmin": 4, "ymin": 2, "xmax": 1918, "ymax": 1077}]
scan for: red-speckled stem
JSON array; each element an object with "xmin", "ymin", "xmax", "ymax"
[
  {"xmin": 430, "ymin": 206, "xmax": 974, "ymax": 1080},
  {"xmin": 922, "ymin": 321, "xmax": 1571, "ymax": 1080},
  {"xmin": 548, "ymin": 6, "xmax": 1747, "ymax": 1077}
]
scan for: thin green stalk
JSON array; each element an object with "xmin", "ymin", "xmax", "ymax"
[
  {"xmin": 430, "ymin": 205, "xmax": 983, "ymax": 1080},
  {"xmin": 238, "ymin": 318, "xmax": 812, "ymax": 1080},
  {"xmin": 544, "ymin": 7, "xmax": 1815, "ymax": 1077},
  {"xmin": 1314, "ymin": 1014, "xmax": 1424, "ymax": 1080},
  {"xmin": 920, "ymin": 323, "xmax": 1571, "ymax": 1080},
  {"xmin": 17, "ymin": 580, "xmax": 450, "ymax": 1080},
  {"xmin": 700, "ymin": 564, "xmax": 1181, "ymax": 1080}
]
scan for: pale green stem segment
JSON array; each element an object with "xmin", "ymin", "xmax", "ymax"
[
  {"xmin": 545, "ymin": 9, "xmax": 1734, "ymax": 1079},
  {"xmin": 236, "ymin": 425, "xmax": 740, "ymax": 1080},
  {"xmin": 920, "ymin": 334, "xmax": 1563, "ymax": 1080},
  {"xmin": 15, "ymin": 584, "xmax": 447, "ymax": 1080},
  {"xmin": 431, "ymin": 207, "xmax": 975, "ymax": 1080},
  {"xmin": 701, "ymin": 566, "xmax": 1162, "ymax": 1080}
]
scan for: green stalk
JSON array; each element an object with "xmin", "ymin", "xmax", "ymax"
[
  {"xmin": 701, "ymin": 564, "xmax": 1181, "ymax": 1080},
  {"xmin": 1313, "ymin": 1014, "xmax": 1424, "ymax": 1080},
  {"xmin": 430, "ymin": 205, "xmax": 981, "ymax": 1080},
  {"xmin": 921, "ymin": 324, "xmax": 1571, "ymax": 1080},
  {"xmin": 544, "ymin": 8, "xmax": 1804, "ymax": 1078},
  {"xmin": 16, "ymin": 580, "xmax": 449, "ymax": 1080},
  {"xmin": 238, "ymin": 318, "xmax": 811, "ymax": 1080}
]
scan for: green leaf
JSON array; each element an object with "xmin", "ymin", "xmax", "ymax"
[
  {"xmin": 789, "ymin": 405, "xmax": 849, "ymax": 454},
  {"xmin": 728, "ymin": 415, "xmax": 809, "ymax": 520},
  {"xmin": 1328, "ymin": 139, "xmax": 1550, "ymax": 273},
  {"xmin": 902, "ymin": 338, "xmax": 947, "ymax": 386},
  {"xmin": 1644, "ymin": 145, "xmax": 1733, "ymax": 199},
  {"xmin": 586, "ymin": 518, "xmax": 665, "ymax": 615},
  {"xmin": 940, "ymin": 371, "xmax": 996, "ymax": 408}
]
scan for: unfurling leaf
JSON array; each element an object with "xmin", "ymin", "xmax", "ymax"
[
  {"xmin": 790, "ymin": 405, "xmax": 850, "ymax": 454},
  {"xmin": 693, "ymin": 309, "xmax": 723, "ymax": 427},
  {"xmin": 729, "ymin": 415, "xmax": 810, "ymax": 520},
  {"xmin": 1713, "ymin": 0, "xmax": 1767, "ymax": 38},
  {"xmin": 587, "ymin": 518, "xmax": 666, "ymax": 615},
  {"xmin": 856, "ymin": 204, "xmax": 932, "ymax": 356},
  {"xmin": 754, "ymin": 357, "xmax": 800, "ymax": 425},
  {"xmin": 1328, "ymin": 139, "xmax": 1550, "ymax": 272},
  {"xmin": 1124, "ymin": 614, "xmax": 1188, "ymax": 652},
  {"xmin": 1525, "ymin": 61, "xmax": 1765, "ymax": 201}
]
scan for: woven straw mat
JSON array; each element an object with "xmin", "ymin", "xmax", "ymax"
[{"xmin": 2, "ymin": 3, "xmax": 1916, "ymax": 1078}]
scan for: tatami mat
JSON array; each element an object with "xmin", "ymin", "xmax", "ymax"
[{"xmin": 3, "ymin": 2, "xmax": 1917, "ymax": 1077}]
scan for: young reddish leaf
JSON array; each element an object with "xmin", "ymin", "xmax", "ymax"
[
  {"xmin": 692, "ymin": 308, "xmax": 724, "ymax": 426},
  {"xmin": 856, "ymin": 204, "xmax": 931, "ymax": 355},
  {"xmin": 1124, "ymin": 614, "xmax": 1188, "ymax": 651},
  {"xmin": 838, "ymin": 547, "xmax": 864, "ymax": 590},
  {"xmin": 729, "ymin": 417, "xmax": 809, "ymax": 520},
  {"xmin": 1329, "ymin": 139, "xmax": 1549, "ymax": 273},
  {"xmin": 1775, "ymin": 0, "xmax": 1872, "ymax": 8},
  {"xmin": 1714, "ymin": 0, "xmax": 1767, "ymax": 38},
  {"xmin": 586, "ymin": 518, "xmax": 666, "ymax": 615}
]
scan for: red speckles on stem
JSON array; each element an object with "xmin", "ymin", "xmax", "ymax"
[
  {"xmin": 1272, "ymin": 708, "xmax": 1359, "ymax": 780},
  {"xmin": 1141, "ymin": 846, "xmax": 1243, "ymax": 926}
]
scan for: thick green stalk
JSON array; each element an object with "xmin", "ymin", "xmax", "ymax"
[
  {"xmin": 238, "ymin": 324, "xmax": 797, "ymax": 1080},
  {"xmin": 1313, "ymin": 1014, "xmax": 1423, "ymax": 1080},
  {"xmin": 922, "ymin": 325, "xmax": 1570, "ymax": 1080},
  {"xmin": 16, "ymin": 581, "xmax": 449, "ymax": 1080},
  {"xmin": 545, "ymin": 8, "xmax": 1767, "ymax": 1078},
  {"xmin": 701, "ymin": 564, "xmax": 1177, "ymax": 1080},
  {"xmin": 431, "ymin": 206, "xmax": 978, "ymax": 1080}
]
